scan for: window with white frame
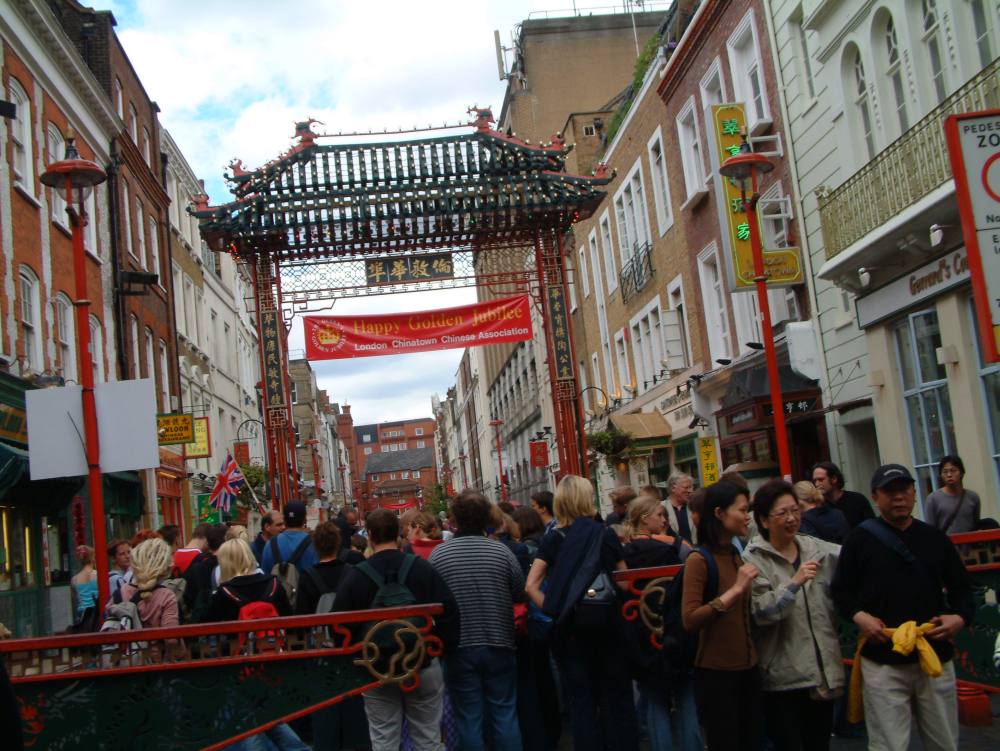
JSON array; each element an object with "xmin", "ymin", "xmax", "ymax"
[
  {"xmin": 414, "ymin": 470, "xmax": 421, "ymax": 479},
  {"xmin": 149, "ymin": 217, "xmax": 160, "ymax": 280},
  {"xmin": 159, "ymin": 340, "xmax": 170, "ymax": 409},
  {"xmin": 699, "ymin": 58, "xmax": 726, "ymax": 112},
  {"xmin": 55, "ymin": 295, "xmax": 77, "ymax": 383},
  {"xmin": 758, "ymin": 185, "xmax": 801, "ymax": 325},
  {"xmin": 416, "ymin": 440, "xmax": 425, "ymax": 448},
  {"xmin": 142, "ymin": 127, "xmax": 151, "ymax": 166},
  {"xmin": 567, "ymin": 251, "xmax": 578, "ymax": 311},
  {"xmin": 128, "ymin": 103, "xmax": 138, "ymax": 143},
  {"xmin": 8, "ymin": 79, "xmax": 33, "ymax": 192},
  {"xmin": 614, "ymin": 329, "xmax": 631, "ymax": 394},
  {"xmin": 727, "ymin": 10, "xmax": 771, "ymax": 132},
  {"xmin": 847, "ymin": 46, "xmax": 877, "ymax": 161},
  {"xmin": 615, "ymin": 161, "xmax": 651, "ymax": 268},
  {"xmin": 666, "ymin": 276, "xmax": 691, "ymax": 370},
  {"xmin": 881, "ymin": 14, "xmax": 909, "ymax": 136},
  {"xmin": 921, "ymin": 0, "xmax": 948, "ymax": 105},
  {"xmin": 390, "ymin": 444, "xmax": 398, "ymax": 452},
  {"xmin": 47, "ymin": 125, "xmax": 67, "ymax": 225},
  {"xmin": 135, "ymin": 201, "xmax": 146, "ymax": 268},
  {"xmin": 364, "ymin": 446, "xmax": 373, "ymax": 455},
  {"xmin": 577, "ymin": 247, "xmax": 590, "ymax": 297},
  {"xmin": 371, "ymin": 474, "xmax": 379, "ymax": 482},
  {"xmin": 599, "ymin": 211, "xmax": 618, "ymax": 294},
  {"xmin": 84, "ymin": 191, "xmax": 98, "ymax": 255},
  {"xmin": 184, "ymin": 279, "xmax": 195, "ymax": 338},
  {"xmin": 89, "ymin": 315, "xmax": 104, "ymax": 382},
  {"xmin": 968, "ymin": 0, "xmax": 996, "ymax": 69},
  {"xmin": 114, "ymin": 78, "xmax": 124, "ymax": 119},
  {"xmin": 676, "ymin": 98, "xmax": 705, "ymax": 200},
  {"xmin": 697, "ymin": 244, "xmax": 732, "ymax": 361},
  {"xmin": 415, "ymin": 427, "xmax": 424, "ymax": 436},
  {"xmin": 790, "ymin": 8, "xmax": 816, "ymax": 101},
  {"xmin": 18, "ymin": 267, "xmax": 41, "ymax": 372},
  {"xmin": 590, "ymin": 353, "xmax": 603, "ymax": 404},
  {"xmin": 145, "ymin": 330, "xmax": 156, "ymax": 390},
  {"xmin": 123, "ymin": 180, "xmax": 135, "ymax": 258},
  {"xmin": 130, "ymin": 315, "xmax": 141, "ymax": 379},
  {"xmin": 167, "ymin": 174, "xmax": 179, "ymax": 227},
  {"xmin": 646, "ymin": 128, "xmax": 674, "ymax": 236},
  {"xmin": 630, "ymin": 297, "xmax": 666, "ymax": 393}
]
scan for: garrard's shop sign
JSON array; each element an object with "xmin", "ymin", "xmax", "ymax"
[
  {"xmin": 659, "ymin": 388, "xmax": 694, "ymax": 429},
  {"xmin": 856, "ymin": 248, "xmax": 970, "ymax": 328}
]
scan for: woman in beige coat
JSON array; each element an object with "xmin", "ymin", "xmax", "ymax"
[{"xmin": 743, "ymin": 479, "xmax": 844, "ymax": 751}]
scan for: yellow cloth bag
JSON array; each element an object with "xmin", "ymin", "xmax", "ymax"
[{"xmin": 847, "ymin": 620, "xmax": 943, "ymax": 723}]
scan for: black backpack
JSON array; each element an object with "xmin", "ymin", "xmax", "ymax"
[
  {"xmin": 660, "ymin": 547, "xmax": 719, "ymax": 673},
  {"xmin": 269, "ymin": 536, "xmax": 312, "ymax": 608}
]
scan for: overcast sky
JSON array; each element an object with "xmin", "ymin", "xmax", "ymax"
[{"xmin": 95, "ymin": 0, "xmax": 652, "ymax": 424}]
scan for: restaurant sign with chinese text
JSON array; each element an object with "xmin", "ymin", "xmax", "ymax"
[
  {"xmin": 259, "ymin": 309, "xmax": 286, "ymax": 409},
  {"xmin": 698, "ymin": 437, "xmax": 720, "ymax": 486},
  {"xmin": 547, "ymin": 287, "xmax": 574, "ymax": 380},
  {"xmin": 709, "ymin": 103, "xmax": 803, "ymax": 291},
  {"xmin": 157, "ymin": 413, "xmax": 194, "ymax": 445},
  {"xmin": 304, "ymin": 295, "xmax": 533, "ymax": 361}
]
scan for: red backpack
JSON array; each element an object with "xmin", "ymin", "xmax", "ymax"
[{"xmin": 221, "ymin": 579, "xmax": 284, "ymax": 652}]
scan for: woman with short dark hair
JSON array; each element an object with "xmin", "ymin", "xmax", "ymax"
[
  {"xmin": 681, "ymin": 481, "xmax": 763, "ymax": 751},
  {"xmin": 744, "ymin": 479, "xmax": 843, "ymax": 751}
]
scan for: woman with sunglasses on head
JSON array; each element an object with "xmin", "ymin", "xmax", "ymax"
[{"xmin": 743, "ymin": 480, "xmax": 844, "ymax": 751}]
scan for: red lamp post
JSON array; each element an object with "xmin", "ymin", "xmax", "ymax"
[
  {"xmin": 719, "ymin": 137, "xmax": 793, "ymax": 480},
  {"xmin": 489, "ymin": 419, "xmax": 507, "ymax": 502},
  {"xmin": 40, "ymin": 137, "xmax": 110, "ymax": 609}
]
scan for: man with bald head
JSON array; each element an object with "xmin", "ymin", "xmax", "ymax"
[{"xmin": 251, "ymin": 509, "xmax": 286, "ymax": 563}]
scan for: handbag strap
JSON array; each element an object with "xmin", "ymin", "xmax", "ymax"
[{"xmin": 940, "ymin": 490, "xmax": 967, "ymax": 532}]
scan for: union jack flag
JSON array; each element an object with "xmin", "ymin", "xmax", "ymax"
[{"xmin": 209, "ymin": 452, "xmax": 245, "ymax": 511}]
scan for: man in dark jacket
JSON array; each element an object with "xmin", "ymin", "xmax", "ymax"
[
  {"xmin": 260, "ymin": 502, "xmax": 317, "ymax": 574},
  {"xmin": 184, "ymin": 523, "xmax": 227, "ymax": 623},
  {"xmin": 832, "ymin": 464, "xmax": 973, "ymax": 750},
  {"xmin": 334, "ymin": 509, "xmax": 459, "ymax": 751},
  {"xmin": 812, "ymin": 461, "xmax": 875, "ymax": 529},
  {"xmin": 250, "ymin": 510, "xmax": 285, "ymax": 563}
]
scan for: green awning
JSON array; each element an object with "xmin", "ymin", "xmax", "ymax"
[{"xmin": 0, "ymin": 441, "xmax": 29, "ymax": 497}]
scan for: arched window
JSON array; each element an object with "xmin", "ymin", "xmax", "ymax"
[
  {"xmin": 89, "ymin": 315, "xmax": 105, "ymax": 383},
  {"xmin": 922, "ymin": 0, "xmax": 948, "ymax": 104},
  {"xmin": 47, "ymin": 125, "xmax": 67, "ymax": 225},
  {"xmin": 883, "ymin": 16, "xmax": 909, "ymax": 134},
  {"xmin": 54, "ymin": 294, "xmax": 77, "ymax": 383},
  {"xmin": 18, "ymin": 267, "xmax": 41, "ymax": 372},
  {"xmin": 850, "ymin": 47, "xmax": 877, "ymax": 160},
  {"xmin": 8, "ymin": 78, "xmax": 33, "ymax": 192}
]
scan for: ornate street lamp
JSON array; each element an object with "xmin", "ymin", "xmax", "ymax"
[
  {"xmin": 489, "ymin": 419, "xmax": 507, "ymax": 503},
  {"xmin": 40, "ymin": 136, "xmax": 110, "ymax": 607},
  {"xmin": 718, "ymin": 136, "xmax": 792, "ymax": 480}
]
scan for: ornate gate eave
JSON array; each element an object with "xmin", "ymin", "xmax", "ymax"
[{"xmin": 192, "ymin": 110, "xmax": 613, "ymax": 494}]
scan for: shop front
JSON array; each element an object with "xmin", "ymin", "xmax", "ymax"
[
  {"xmin": 857, "ymin": 246, "xmax": 1000, "ymax": 516},
  {"xmin": 608, "ymin": 411, "xmax": 671, "ymax": 491},
  {"xmin": 157, "ymin": 447, "xmax": 185, "ymax": 537},
  {"xmin": 714, "ymin": 365, "xmax": 828, "ymax": 484},
  {"xmin": 0, "ymin": 372, "xmax": 83, "ymax": 637}
]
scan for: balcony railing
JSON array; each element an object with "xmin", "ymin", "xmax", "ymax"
[
  {"xmin": 619, "ymin": 241, "xmax": 654, "ymax": 304},
  {"xmin": 817, "ymin": 58, "xmax": 1000, "ymax": 260}
]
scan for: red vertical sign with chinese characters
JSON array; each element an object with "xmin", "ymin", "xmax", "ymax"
[{"xmin": 529, "ymin": 441, "xmax": 550, "ymax": 469}]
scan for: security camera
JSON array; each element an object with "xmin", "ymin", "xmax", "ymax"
[
  {"xmin": 929, "ymin": 224, "xmax": 945, "ymax": 247},
  {"xmin": 688, "ymin": 414, "xmax": 703, "ymax": 430},
  {"xmin": 858, "ymin": 267, "xmax": 871, "ymax": 288}
]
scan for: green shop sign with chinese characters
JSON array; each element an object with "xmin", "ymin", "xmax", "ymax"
[{"xmin": 710, "ymin": 103, "xmax": 803, "ymax": 291}]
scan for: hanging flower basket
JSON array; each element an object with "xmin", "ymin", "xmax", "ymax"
[{"xmin": 585, "ymin": 428, "xmax": 635, "ymax": 466}]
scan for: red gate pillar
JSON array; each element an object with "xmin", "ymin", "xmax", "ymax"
[
  {"xmin": 534, "ymin": 229, "xmax": 588, "ymax": 479},
  {"xmin": 249, "ymin": 253, "xmax": 293, "ymax": 507}
]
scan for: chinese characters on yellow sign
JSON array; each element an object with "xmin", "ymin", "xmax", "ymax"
[
  {"xmin": 698, "ymin": 437, "xmax": 720, "ymax": 487},
  {"xmin": 547, "ymin": 286, "xmax": 575, "ymax": 380},
  {"xmin": 157, "ymin": 413, "xmax": 195, "ymax": 445},
  {"xmin": 184, "ymin": 416, "xmax": 211, "ymax": 459},
  {"xmin": 365, "ymin": 253, "xmax": 455, "ymax": 286},
  {"xmin": 259, "ymin": 309, "xmax": 285, "ymax": 410},
  {"xmin": 710, "ymin": 103, "xmax": 803, "ymax": 291}
]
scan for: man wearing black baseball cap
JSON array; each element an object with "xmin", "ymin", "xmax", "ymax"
[{"xmin": 832, "ymin": 463, "xmax": 973, "ymax": 750}]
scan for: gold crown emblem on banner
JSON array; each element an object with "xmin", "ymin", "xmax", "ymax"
[{"xmin": 315, "ymin": 325, "xmax": 342, "ymax": 346}]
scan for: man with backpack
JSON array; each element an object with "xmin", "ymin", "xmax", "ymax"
[
  {"xmin": 260, "ymin": 501, "xmax": 318, "ymax": 609},
  {"xmin": 430, "ymin": 490, "xmax": 525, "ymax": 751},
  {"xmin": 295, "ymin": 520, "xmax": 350, "ymax": 615},
  {"xmin": 333, "ymin": 508, "xmax": 459, "ymax": 751},
  {"xmin": 832, "ymin": 464, "xmax": 974, "ymax": 751},
  {"xmin": 250, "ymin": 510, "xmax": 286, "ymax": 563}
]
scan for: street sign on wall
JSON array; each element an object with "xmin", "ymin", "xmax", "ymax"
[
  {"xmin": 708, "ymin": 103, "xmax": 803, "ymax": 291},
  {"xmin": 945, "ymin": 109, "xmax": 1000, "ymax": 362}
]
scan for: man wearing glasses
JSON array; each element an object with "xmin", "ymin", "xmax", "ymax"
[{"xmin": 811, "ymin": 461, "xmax": 874, "ymax": 529}]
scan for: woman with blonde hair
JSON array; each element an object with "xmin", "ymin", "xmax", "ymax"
[
  {"xmin": 794, "ymin": 480, "xmax": 849, "ymax": 544},
  {"xmin": 212, "ymin": 526, "xmax": 260, "ymax": 588},
  {"xmin": 225, "ymin": 524, "xmax": 250, "ymax": 543},
  {"xmin": 525, "ymin": 475, "xmax": 637, "ymax": 751},
  {"xmin": 103, "ymin": 538, "xmax": 179, "ymax": 630}
]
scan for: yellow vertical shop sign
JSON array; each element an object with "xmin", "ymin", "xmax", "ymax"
[
  {"xmin": 709, "ymin": 103, "xmax": 803, "ymax": 290},
  {"xmin": 698, "ymin": 437, "xmax": 720, "ymax": 487},
  {"xmin": 183, "ymin": 416, "xmax": 212, "ymax": 459}
]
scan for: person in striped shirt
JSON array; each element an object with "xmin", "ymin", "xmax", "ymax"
[{"xmin": 430, "ymin": 490, "xmax": 525, "ymax": 751}]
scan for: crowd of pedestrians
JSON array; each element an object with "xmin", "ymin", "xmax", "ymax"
[{"xmin": 48, "ymin": 452, "xmax": 993, "ymax": 751}]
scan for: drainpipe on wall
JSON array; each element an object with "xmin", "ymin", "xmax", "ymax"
[{"xmin": 105, "ymin": 141, "xmax": 129, "ymax": 382}]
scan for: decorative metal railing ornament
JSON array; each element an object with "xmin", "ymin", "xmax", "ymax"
[{"xmin": 619, "ymin": 240, "xmax": 655, "ymax": 304}]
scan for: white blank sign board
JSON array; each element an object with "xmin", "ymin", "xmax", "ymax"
[{"xmin": 26, "ymin": 378, "xmax": 159, "ymax": 480}]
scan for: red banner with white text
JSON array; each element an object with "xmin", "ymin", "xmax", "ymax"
[{"xmin": 304, "ymin": 295, "xmax": 533, "ymax": 361}]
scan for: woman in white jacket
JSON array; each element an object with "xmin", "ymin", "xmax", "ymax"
[{"xmin": 744, "ymin": 479, "xmax": 844, "ymax": 751}]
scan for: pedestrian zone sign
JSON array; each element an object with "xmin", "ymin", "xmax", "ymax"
[{"xmin": 945, "ymin": 109, "xmax": 1000, "ymax": 362}]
